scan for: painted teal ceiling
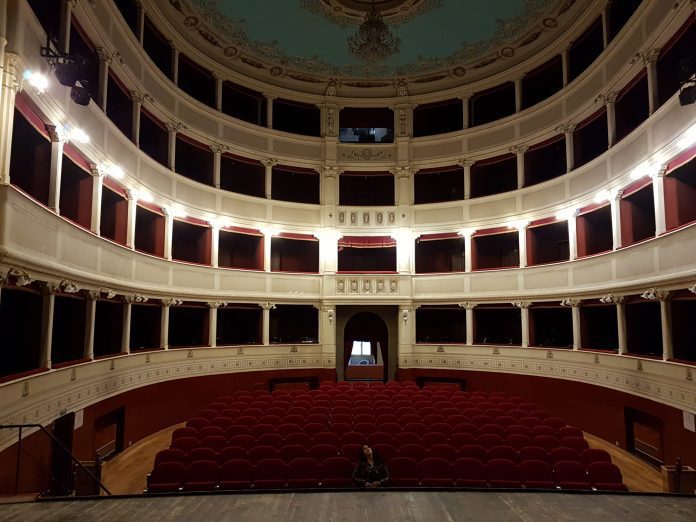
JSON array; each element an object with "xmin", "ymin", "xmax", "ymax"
[{"xmin": 189, "ymin": 0, "xmax": 558, "ymax": 76}]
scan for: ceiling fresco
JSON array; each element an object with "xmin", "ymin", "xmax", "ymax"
[{"xmin": 182, "ymin": 0, "xmax": 569, "ymax": 77}]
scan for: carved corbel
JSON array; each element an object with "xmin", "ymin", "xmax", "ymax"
[
  {"xmin": 100, "ymin": 288, "xmax": 117, "ymax": 299},
  {"xmin": 508, "ymin": 144, "xmax": 529, "ymax": 155},
  {"xmin": 688, "ymin": 284, "xmax": 696, "ymax": 295},
  {"xmin": 640, "ymin": 288, "xmax": 669, "ymax": 301},
  {"xmin": 261, "ymin": 158, "xmax": 278, "ymax": 168},
  {"xmin": 210, "ymin": 143, "xmax": 230, "ymax": 154},
  {"xmin": 87, "ymin": 290, "xmax": 101, "ymax": 301},
  {"xmin": 166, "ymin": 122, "xmax": 187, "ymax": 133},
  {"xmin": 599, "ymin": 293, "xmax": 623, "ymax": 304},
  {"xmin": 391, "ymin": 166, "xmax": 414, "ymax": 179},
  {"xmin": 126, "ymin": 294, "xmax": 149, "ymax": 304},
  {"xmin": 261, "ymin": 302, "xmax": 276, "ymax": 311},
  {"xmin": 457, "ymin": 159, "xmax": 475, "ymax": 168},
  {"xmin": 554, "ymin": 122, "xmax": 576, "ymax": 134},
  {"xmin": 323, "ymin": 166, "xmax": 341, "ymax": 180},
  {"xmin": 559, "ymin": 298, "xmax": 581, "ymax": 307},
  {"xmin": 208, "ymin": 301, "xmax": 228, "ymax": 309},
  {"xmin": 458, "ymin": 302, "xmax": 477, "ymax": 310},
  {"xmin": 511, "ymin": 301, "xmax": 531, "ymax": 309},
  {"xmin": 160, "ymin": 297, "xmax": 182, "ymax": 306}
]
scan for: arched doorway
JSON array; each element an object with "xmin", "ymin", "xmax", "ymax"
[{"xmin": 343, "ymin": 312, "xmax": 389, "ymax": 382}]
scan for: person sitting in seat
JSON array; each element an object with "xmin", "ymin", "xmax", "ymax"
[{"xmin": 353, "ymin": 444, "xmax": 389, "ymax": 488}]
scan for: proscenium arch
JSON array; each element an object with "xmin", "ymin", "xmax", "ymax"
[{"xmin": 336, "ymin": 306, "xmax": 398, "ymax": 382}]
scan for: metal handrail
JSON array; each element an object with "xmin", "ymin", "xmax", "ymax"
[{"xmin": 0, "ymin": 423, "xmax": 112, "ymax": 496}]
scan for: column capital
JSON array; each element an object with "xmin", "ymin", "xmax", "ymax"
[
  {"xmin": 65, "ymin": 0, "xmax": 78, "ymax": 7},
  {"xmin": 688, "ymin": 284, "xmax": 696, "ymax": 295},
  {"xmin": 395, "ymin": 78, "xmax": 409, "ymax": 97},
  {"xmin": 207, "ymin": 301, "xmax": 227, "ymax": 308},
  {"xmin": 100, "ymin": 287, "xmax": 117, "ymax": 299},
  {"xmin": 130, "ymin": 90, "xmax": 147, "ymax": 104},
  {"xmin": 166, "ymin": 121, "xmax": 186, "ymax": 133},
  {"xmin": 126, "ymin": 294, "xmax": 150, "ymax": 304},
  {"xmin": 457, "ymin": 158, "xmax": 475, "ymax": 168},
  {"xmin": 554, "ymin": 122, "xmax": 576, "ymax": 134},
  {"xmin": 325, "ymin": 78, "xmax": 339, "ymax": 97},
  {"xmin": 631, "ymin": 48, "xmax": 661, "ymax": 65},
  {"xmin": 594, "ymin": 91, "xmax": 619, "ymax": 105},
  {"xmin": 89, "ymin": 163, "xmax": 108, "ymax": 178},
  {"xmin": 96, "ymin": 47, "xmax": 114, "ymax": 64},
  {"xmin": 210, "ymin": 143, "xmax": 230, "ymax": 154},
  {"xmin": 59, "ymin": 279, "xmax": 80, "ymax": 294},
  {"xmin": 458, "ymin": 302, "xmax": 477, "ymax": 310},
  {"xmin": 167, "ymin": 39, "xmax": 178, "ymax": 50},
  {"xmin": 160, "ymin": 297, "xmax": 181, "ymax": 307},
  {"xmin": 391, "ymin": 166, "xmax": 414, "ymax": 179},
  {"xmin": 46, "ymin": 125, "xmax": 68, "ymax": 143},
  {"xmin": 513, "ymin": 73, "xmax": 526, "ymax": 82},
  {"xmin": 612, "ymin": 188, "xmax": 624, "ymax": 201},
  {"xmin": 43, "ymin": 282, "xmax": 60, "ymax": 295},
  {"xmin": 559, "ymin": 298, "xmax": 581, "ymax": 307},
  {"xmin": 599, "ymin": 293, "xmax": 624, "ymax": 304},
  {"xmin": 323, "ymin": 166, "xmax": 342, "ymax": 179},
  {"xmin": 4, "ymin": 53, "xmax": 27, "ymax": 93},
  {"xmin": 458, "ymin": 92, "xmax": 473, "ymax": 101},
  {"xmin": 260, "ymin": 301, "xmax": 276, "ymax": 311},
  {"xmin": 640, "ymin": 288, "xmax": 670, "ymax": 301},
  {"xmin": 261, "ymin": 157, "xmax": 278, "ymax": 168},
  {"xmin": 512, "ymin": 300, "xmax": 531, "ymax": 309},
  {"xmin": 508, "ymin": 144, "xmax": 529, "ymax": 155},
  {"xmin": 7, "ymin": 267, "xmax": 34, "ymax": 287},
  {"xmin": 87, "ymin": 290, "xmax": 101, "ymax": 301}
]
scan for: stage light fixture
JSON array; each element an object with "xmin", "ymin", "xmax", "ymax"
[
  {"xmin": 70, "ymin": 85, "xmax": 91, "ymax": 106},
  {"xmin": 67, "ymin": 127, "xmax": 90, "ymax": 144},
  {"xmin": 24, "ymin": 70, "xmax": 48, "ymax": 92}
]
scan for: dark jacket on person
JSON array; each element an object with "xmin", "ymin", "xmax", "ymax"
[{"xmin": 352, "ymin": 460, "xmax": 390, "ymax": 487}]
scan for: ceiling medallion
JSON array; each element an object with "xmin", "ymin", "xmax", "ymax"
[
  {"xmin": 347, "ymin": 1, "xmax": 401, "ymax": 63},
  {"xmin": 302, "ymin": 0, "xmax": 443, "ymax": 28}
]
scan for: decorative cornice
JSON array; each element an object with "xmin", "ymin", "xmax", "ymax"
[{"xmin": 210, "ymin": 143, "xmax": 231, "ymax": 154}]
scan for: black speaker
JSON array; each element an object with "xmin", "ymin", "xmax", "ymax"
[
  {"xmin": 70, "ymin": 85, "xmax": 91, "ymax": 106},
  {"xmin": 679, "ymin": 85, "xmax": 696, "ymax": 106}
]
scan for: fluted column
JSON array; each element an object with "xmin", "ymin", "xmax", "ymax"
[
  {"xmin": 131, "ymin": 91, "xmax": 144, "ymax": 146},
  {"xmin": 514, "ymin": 74, "xmax": 525, "ymax": 113},
  {"xmin": 514, "ymin": 301, "xmax": 531, "ymax": 347},
  {"xmin": 96, "ymin": 47, "xmax": 112, "ymax": 112},
  {"xmin": 567, "ymin": 210, "xmax": 578, "ymax": 260},
  {"xmin": 210, "ymin": 223, "xmax": 220, "ymax": 268},
  {"xmin": 169, "ymin": 41, "xmax": 179, "ymax": 84},
  {"xmin": 89, "ymin": 165, "xmax": 105, "ymax": 235},
  {"xmin": 125, "ymin": 189, "xmax": 137, "ymax": 249},
  {"xmin": 597, "ymin": 92, "xmax": 619, "ymax": 147},
  {"xmin": 40, "ymin": 283, "xmax": 58, "ymax": 368},
  {"xmin": 509, "ymin": 145, "xmax": 528, "ymax": 189},
  {"xmin": 610, "ymin": 190, "xmax": 623, "ymax": 250},
  {"xmin": 84, "ymin": 291, "xmax": 99, "ymax": 360},
  {"xmin": 46, "ymin": 125, "xmax": 67, "ymax": 213},
  {"xmin": 460, "ymin": 302, "xmax": 476, "ymax": 346},
  {"xmin": 0, "ymin": 53, "xmax": 25, "ymax": 185},
  {"xmin": 518, "ymin": 223, "xmax": 529, "ymax": 268},
  {"xmin": 160, "ymin": 300, "xmax": 171, "ymax": 350},
  {"xmin": 458, "ymin": 159, "xmax": 474, "ymax": 200},
  {"xmin": 261, "ymin": 302, "xmax": 275, "ymax": 346},
  {"xmin": 652, "ymin": 166, "xmax": 668, "ymax": 236},
  {"xmin": 163, "ymin": 207, "xmax": 173, "ymax": 260},
  {"xmin": 210, "ymin": 143, "xmax": 227, "ymax": 189},
  {"xmin": 638, "ymin": 49, "xmax": 661, "ymax": 114},
  {"xmin": 262, "ymin": 158, "xmax": 277, "ymax": 199},
  {"xmin": 208, "ymin": 301, "xmax": 221, "ymax": 347},
  {"xmin": 658, "ymin": 293, "xmax": 673, "ymax": 361},
  {"xmin": 460, "ymin": 94, "xmax": 471, "ymax": 129},
  {"xmin": 59, "ymin": 0, "xmax": 76, "ymax": 54},
  {"xmin": 166, "ymin": 122, "xmax": 184, "ymax": 171},
  {"xmin": 556, "ymin": 123, "xmax": 576, "ymax": 172},
  {"xmin": 561, "ymin": 298, "xmax": 582, "ymax": 350}
]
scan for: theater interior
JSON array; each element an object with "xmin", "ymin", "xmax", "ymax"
[{"xmin": 0, "ymin": 0, "xmax": 695, "ymax": 518}]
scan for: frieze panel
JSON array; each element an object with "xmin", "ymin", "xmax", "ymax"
[
  {"xmin": 337, "ymin": 208, "xmax": 397, "ymax": 228},
  {"xmin": 335, "ymin": 276, "xmax": 399, "ymax": 295}
]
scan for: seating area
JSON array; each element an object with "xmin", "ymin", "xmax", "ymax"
[{"xmin": 147, "ymin": 381, "xmax": 628, "ymax": 492}]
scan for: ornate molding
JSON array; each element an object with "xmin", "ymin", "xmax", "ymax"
[
  {"xmin": 457, "ymin": 159, "xmax": 475, "ymax": 168},
  {"xmin": 59, "ymin": 279, "xmax": 80, "ymax": 294},
  {"xmin": 7, "ymin": 267, "xmax": 33, "ymax": 287},
  {"xmin": 260, "ymin": 302, "xmax": 276, "ymax": 311},
  {"xmin": 323, "ymin": 166, "xmax": 341, "ymax": 180},
  {"xmin": 126, "ymin": 294, "xmax": 150, "ymax": 304},
  {"xmin": 508, "ymin": 144, "xmax": 529, "ymax": 155},
  {"xmin": 458, "ymin": 302, "xmax": 477, "ymax": 310},
  {"xmin": 4, "ymin": 53, "xmax": 27, "ymax": 93},
  {"xmin": 96, "ymin": 47, "xmax": 114, "ymax": 64},
  {"xmin": 631, "ymin": 48, "xmax": 661, "ymax": 66},
  {"xmin": 337, "ymin": 208, "xmax": 396, "ymax": 226},
  {"xmin": 392, "ymin": 166, "xmax": 414, "ymax": 179},
  {"xmin": 166, "ymin": 122, "xmax": 187, "ymax": 133},
  {"xmin": 559, "ymin": 298, "xmax": 581, "ymax": 307},
  {"xmin": 339, "ymin": 148, "xmax": 393, "ymax": 161},
  {"xmin": 207, "ymin": 301, "xmax": 228, "ymax": 308},
  {"xmin": 336, "ymin": 276, "xmax": 399, "ymax": 295},
  {"xmin": 554, "ymin": 122, "xmax": 576, "ymax": 134},
  {"xmin": 210, "ymin": 143, "xmax": 231, "ymax": 154},
  {"xmin": 640, "ymin": 288, "xmax": 669, "ymax": 301},
  {"xmin": 261, "ymin": 158, "xmax": 278, "ymax": 168},
  {"xmin": 100, "ymin": 288, "xmax": 117, "ymax": 299},
  {"xmin": 512, "ymin": 300, "xmax": 531, "ymax": 309},
  {"xmin": 599, "ymin": 293, "xmax": 624, "ymax": 304},
  {"xmin": 594, "ymin": 91, "xmax": 619, "ymax": 105}
]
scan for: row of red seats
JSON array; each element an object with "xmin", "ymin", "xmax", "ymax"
[
  {"xmin": 156, "ymin": 443, "xmax": 611, "ymax": 469},
  {"xmin": 147, "ymin": 457, "xmax": 626, "ymax": 493}
]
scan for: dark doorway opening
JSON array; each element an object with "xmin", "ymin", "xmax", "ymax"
[
  {"xmin": 343, "ymin": 312, "xmax": 388, "ymax": 382},
  {"xmin": 625, "ymin": 408, "xmax": 664, "ymax": 466}
]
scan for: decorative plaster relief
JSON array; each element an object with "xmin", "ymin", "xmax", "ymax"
[{"xmin": 336, "ymin": 276, "xmax": 399, "ymax": 295}]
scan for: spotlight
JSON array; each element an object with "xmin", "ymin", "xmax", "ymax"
[
  {"xmin": 54, "ymin": 58, "xmax": 83, "ymax": 87},
  {"xmin": 67, "ymin": 127, "xmax": 90, "ymax": 143},
  {"xmin": 70, "ymin": 85, "xmax": 91, "ymax": 106},
  {"xmin": 24, "ymin": 70, "xmax": 48, "ymax": 92}
]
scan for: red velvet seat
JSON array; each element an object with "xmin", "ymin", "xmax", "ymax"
[
  {"xmin": 226, "ymin": 425, "xmax": 251, "ymax": 438},
  {"xmin": 549, "ymin": 446, "xmax": 581, "ymax": 465},
  {"xmin": 458, "ymin": 445, "xmax": 487, "ymax": 461},
  {"xmin": 505, "ymin": 424, "xmax": 531, "ymax": 436},
  {"xmin": 183, "ymin": 459, "xmax": 219, "ymax": 491},
  {"xmin": 209, "ymin": 402, "xmax": 228, "ymax": 412},
  {"xmin": 388, "ymin": 457, "xmax": 420, "ymax": 487},
  {"xmin": 258, "ymin": 433, "xmax": 284, "ymax": 447},
  {"xmin": 450, "ymin": 432, "xmax": 477, "ymax": 447},
  {"xmin": 471, "ymin": 415, "xmax": 493, "ymax": 427},
  {"xmin": 340, "ymin": 443, "xmax": 363, "ymax": 464},
  {"xmin": 330, "ymin": 413, "xmax": 352, "ymax": 425},
  {"xmin": 562, "ymin": 436, "xmax": 589, "ymax": 452},
  {"xmin": 171, "ymin": 436, "xmax": 199, "ymax": 453},
  {"xmin": 494, "ymin": 416, "xmax": 517, "ymax": 428},
  {"xmin": 519, "ymin": 459, "xmax": 556, "ymax": 489},
  {"xmin": 488, "ymin": 445, "xmax": 518, "ymax": 463},
  {"xmin": 211, "ymin": 417, "xmax": 233, "ymax": 430},
  {"xmin": 353, "ymin": 414, "xmax": 375, "ymax": 425},
  {"xmin": 519, "ymin": 446, "xmax": 549, "ymax": 464},
  {"xmin": 329, "ymin": 423, "xmax": 353, "ymax": 436},
  {"xmin": 197, "ymin": 409, "xmax": 218, "ymax": 420},
  {"xmin": 428, "ymin": 423, "xmax": 453, "ymax": 435},
  {"xmin": 378, "ymin": 422, "xmax": 402, "ymax": 435},
  {"xmin": 427, "ymin": 443, "xmax": 457, "ymax": 461},
  {"xmin": 554, "ymin": 460, "xmax": 591, "ymax": 490},
  {"xmin": 531, "ymin": 425, "xmax": 557, "ymax": 437},
  {"xmin": 403, "ymin": 423, "xmax": 427, "ymax": 436},
  {"xmin": 219, "ymin": 446, "xmax": 248, "ymax": 463},
  {"xmin": 479, "ymin": 424, "xmax": 506, "ymax": 437},
  {"xmin": 277, "ymin": 423, "xmax": 303, "ymax": 438},
  {"xmin": 250, "ymin": 445, "xmax": 279, "ymax": 462},
  {"xmin": 254, "ymin": 458, "xmax": 288, "ymax": 489},
  {"xmin": 280, "ymin": 444, "xmax": 308, "ymax": 462},
  {"xmin": 396, "ymin": 443, "xmax": 426, "ymax": 461},
  {"xmin": 171, "ymin": 427, "xmax": 198, "ymax": 442},
  {"xmin": 477, "ymin": 433, "xmax": 505, "ymax": 448},
  {"xmin": 532, "ymin": 435, "xmax": 561, "ymax": 451},
  {"xmin": 304, "ymin": 423, "xmax": 327, "ymax": 436},
  {"xmin": 353, "ymin": 423, "xmax": 378, "ymax": 436},
  {"xmin": 201, "ymin": 435, "xmax": 227, "ymax": 452},
  {"xmin": 419, "ymin": 457, "xmax": 453, "ymax": 487},
  {"xmin": 154, "ymin": 448, "xmax": 187, "ymax": 467},
  {"xmin": 368, "ymin": 432, "xmax": 393, "ymax": 446},
  {"xmin": 558, "ymin": 426, "xmax": 583, "ymax": 439},
  {"xmin": 235, "ymin": 416, "xmax": 257, "ymax": 428},
  {"xmin": 422, "ymin": 432, "xmax": 450, "ymax": 448},
  {"xmin": 199, "ymin": 425, "xmax": 225, "ymax": 438},
  {"xmin": 288, "ymin": 457, "xmax": 321, "ymax": 488},
  {"xmin": 543, "ymin": 417, "xmax": 566, "ymax": 430},
  {"xmin": 453, "ymin": 458, "xmax": 487, "ymax": 488},
  {"xmin": 485, "ymin": 458, "xmax": 521, "ymax": 488},
  {"xmin": 284, "ymin": 432, "xmax": 313, "ymax": 447},
  {"xmin": 587, "ymin": 462, "xmax": 628, "ymax": 491},
  {"xmin": 284, "ymin": 414, "xmax": 305, "ymax": 425},
  {"xmin": 372, "ymin": 443, "xmax": 397, "ymax": 463},
  {"xmin": 579, "ymin": 448, "xmax": 612, "ymax": 467},
  {"xmin": 314, "ymin": 432, "xmax": 341, "ymax": 446},
  {"xmin": 148, "ymin": 461, "xmax": 186, "ymax": 493},
  {"xmin": 228, "ymin": 434, "xmax": 256, "ymax": 450},
  {"xmin": 506, "ymin": 434, "xmax": 532, "ymax": 450},
  {"xmin": 320, "ymin": 456, "xmax": 354, "ymax": 487},
  {"xmin": 518, "ymin": 417, "xmax": 541, "ymax": 428},
  {"xmin": 259, "ymin": 415, "xmax": 283, "ymax": 426},
  {"xmin": 340, "ymin": 431, "xmax": 364, "ymax": 445},
  {"xmin": 377, "ymin": 414, "xmax": 400, "ymax": 426},
  {"xmin": 185, "ymin": 417, "xmax": 210, "ymax": 430},
  {"xmin": 453, "ymin": 423, "xmax": 479, "ymax": 436},
  {"xmin": 400, "ymin": 413, "xmax": 421, "ymax": 424},
  {"xmin": 188, "ymin": 447, "xmax": 218, "ymax": 463},
  {"xmin": 530, "ymin": 410, "xmax": 551, "ymax": 420},
  {"xmin": 309, "ymin": 443, "xmax": 339, "ymax": 461}
]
